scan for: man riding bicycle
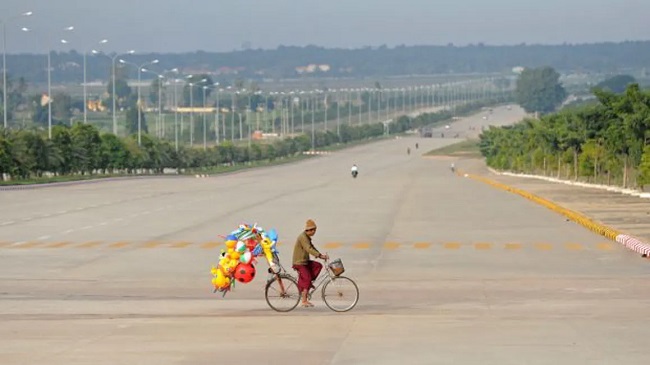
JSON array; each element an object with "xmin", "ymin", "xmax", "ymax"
[{"xmin": 292, "ymin": 219, "xmax": 329, "ymax": 307}]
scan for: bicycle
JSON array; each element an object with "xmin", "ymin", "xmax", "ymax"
[{"xmin": 264, "ymin": 255, "xmax": 359, "ymax": 313}]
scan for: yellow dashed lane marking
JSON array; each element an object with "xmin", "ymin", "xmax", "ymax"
[
  {"xmin": 565, "ymin": 243, "xmax": 584, "ymax": 251},
  {"xmin": 444, "ymin": 242, "xmax": 461, "ymax": 250},
  {"xmin": 77, "ymin": 241, "xmax": 102, "ymax": 249},
  {"xmin": 383, "ymin": 242, "xmax": 400, "ymax": 250},
  {"xmin": 0, "ymin": 240, "xmax": 625, "ymax": 253},
  {"xmin": 201, "ymin": 242, "xmax": 221, "ymax": 249},
  {"xmin": 324, "ymin": 242, "xmax": 342, "ymax": 249},
  {"xmin": 45, "ymin": 242, "xmax": 71, "ymax": 248},
  {"xmin": 108, "ymin": 242, "xmax": 129, "ymax": 249},
  {"xmin": 535, "ymin": 243, "xmax": 553, "ymax": 251},
  {"xmin": 596, "ymin": 243, "xmax": 614, "ymax": 251}
]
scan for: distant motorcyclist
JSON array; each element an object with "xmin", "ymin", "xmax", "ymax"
[
  {"xmin": 450, "ymin": 162, "xmax": 455, "ymax": 173},
  {"xmin": 415, "ymin": 143, "xmax": 419, "ymax": 149},
  {"xmin": 351, "ymin": 164, "xmax": 359, "ymax": 178},
  {"xmin": 407, "ymin": 147, "xmax": 411, "ymax": 155}
]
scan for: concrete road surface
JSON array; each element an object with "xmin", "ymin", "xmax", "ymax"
[{"xmin": 1, "ymin": 106, "xmax": 649, "ymax": 365}]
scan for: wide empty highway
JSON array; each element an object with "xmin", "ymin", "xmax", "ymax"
[{"xmin": 1, "ymin": 106, "xmax": 649, "ymax": 365}]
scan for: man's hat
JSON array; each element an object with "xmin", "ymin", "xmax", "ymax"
[{"xmin": 305, "ymin": 219, "xmax": 317, "ymax": 230}]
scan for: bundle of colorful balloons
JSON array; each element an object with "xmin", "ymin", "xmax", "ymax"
[{"xmin": 210, "ymin": 223, "xmax": 279, "ymax": 295}]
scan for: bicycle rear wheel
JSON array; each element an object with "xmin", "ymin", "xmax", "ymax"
[
  {"xmin": 321, "ymin": 276, "xmax": 359, "ymax": 312},
  {"xmin": 265, "ymin": 274, "xmax": 300, "ymax": 312}
]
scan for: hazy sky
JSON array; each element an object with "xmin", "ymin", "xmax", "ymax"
[{"xmin": 2, "ymin": 0, "xmax": 649, "ymax": 54}]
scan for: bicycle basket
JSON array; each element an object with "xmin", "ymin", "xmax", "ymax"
[{"xmin": 328, "ymin": 258, "xmax": 345, "ymax": 276}]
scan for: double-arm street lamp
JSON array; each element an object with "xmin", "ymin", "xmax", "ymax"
[
  {"xmin": 119, "ymin": 58, "xmax": 158, "ymax": 145},
  {"xmin": 91, "ymin": 49, "xmax": 134, "ymax": 135},
  {"xmin": 22, "ymin": 25, "xmax": 75, "ymax": 139},
  {"xmin": 81, "ymin": 39, "xmax": 108, "ymax": 123},
  {"xmin": 186, "ymin": 76, "xmax": 207, "ymax": 146},
  {"xmin": 62, "ymin": 37, "xmax": 108, "ymax": 124},
  {"xmin": 1, "ymin": 10, "xmax": 32, "ymax": 128}
]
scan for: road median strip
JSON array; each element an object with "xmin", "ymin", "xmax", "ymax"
[{"xmin": 462, "ymin": 170, "xmax": 650, "ymax": 259}]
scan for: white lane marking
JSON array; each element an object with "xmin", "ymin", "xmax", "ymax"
[
  {"xmin": 114, "ymin": 218, "xmax": 124, "ymax": 222},
  {"xmin": 10, "ymin": 241, "xmax": 26, "ymax": 247},
  {"xmin": 99, "ymin": 222, "xmax": 108, "ymax": 226},
  {"xmin": 21, "ymin": 217, "xmax": 31, "ymax": 221},
  {"xmin": 38, "ymin": 235, "xmax": 51, "ymax": 240},
  {"xmin": 81, "ymin": 225, "xmax": 93, "ymax": 230},
  {"xmin": 1, "ymin": 221, "xmax": 14, "ymax": 225},
  {"xmin": 62, "ymin": 229, "xmax": 75, "ymax": 234},
  {"xmin": 57, "ymin": 210, "xmax": 68, "ymax": 214}
]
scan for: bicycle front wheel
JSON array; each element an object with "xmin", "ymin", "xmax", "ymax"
[
  {"xmin": 265, "ymin": 274, "xmax": 300, "ymax": 312},
  {"xmin": 321, "ymin": 276, "xmax": 359, "ymax": 312}
]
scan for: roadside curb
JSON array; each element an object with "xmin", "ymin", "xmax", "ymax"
[
  {"xmin": 487, "ymin": 168, "xmax": 650, "ymax": 199},
  {"xmin": 459, "ymin": 170, "xmax": 650, "ymax": 259}
]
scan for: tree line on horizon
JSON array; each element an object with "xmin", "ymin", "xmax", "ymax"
[{"xmin": 4, "ymin": 41, "xmax": 650, "ymax": 84}]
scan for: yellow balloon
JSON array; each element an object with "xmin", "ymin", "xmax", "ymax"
[
  {"xmin": 225, "ymin": 240, "xmax": 237, "ymax": 249},
  {"xmin": 261, "ymin": 238, "xmax": 274, "ymax": 264},
  {"xmin": 230, "ymin": 251, "xmax": 241, "ymax": 261},
  {"xmin": 212, "ymin": 269, "xmax": 231, "ymax": 290}
]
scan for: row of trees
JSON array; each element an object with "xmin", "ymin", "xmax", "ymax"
[
  {"xmin": 1, "ymin": 102, "xmax": 493, "ymax": 181},
  {"xmin": 480, "ymin": 84, "xmax": 650, "ymax": 188}
]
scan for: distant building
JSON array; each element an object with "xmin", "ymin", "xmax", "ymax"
[
  {"xmin": 87, "ymin": 99, "xmax": 107, "ymax": 112},
  {"xmin": 295, "ymin": 64, "xmax": 331, "ymax": 74},
  {"xmin": 40, "ymin": 93, "xmax": 51, "ymax": 107}
]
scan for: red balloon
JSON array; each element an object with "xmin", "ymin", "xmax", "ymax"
[
  {"xmin": 245, "ymin": 238, "xmax": 257, "ymax": 251},
  {"xmin": 234, "ymin": 263, "xmax": 256, "ymax": 283}
]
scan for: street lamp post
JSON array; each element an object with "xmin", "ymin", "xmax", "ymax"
[
  {"xmin": 186, "ymin": 76, "xmax": 207, "ymax": 146},
  {"xmin": 142, "ymin": 68, "xmax": 165, "ymax": 137},
  {"xmin": 156, "ymin": 68, "xmax": 179, "ymax": 139},
  {"xmin": 1, "ymin": 10, "xmax": 32, "ymax": 128},
  {"xmin": 202, "ymin": 85, "xmax": 208, "ymax": 150},
  {"xmin": 173, "ymin": 78, "xmax": 181, "ymax": 151},
  {"xmin": 311, "ymin": 91, "xmax": 315, "ymax": 151},
  {"xmin": 336, "ymin": 89, "xmax": 340, "ymax": 139},
  {"xmin": 111, "ymin": 51, "xmax": 134, "ymax": 135}
]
